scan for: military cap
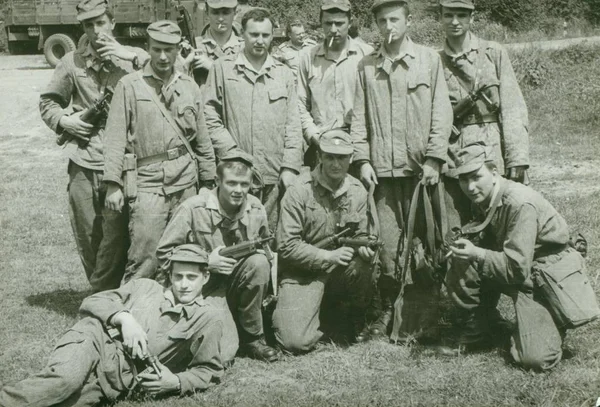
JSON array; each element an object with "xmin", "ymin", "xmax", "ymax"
[
  {"xmin": 147, "ymin": 20, "xmax": 182, "ymax": 45},
  {"xmin": 321, "ymin": 0, "xmax": 351, "ymax": 12},
  {"xmin": 169, "ymin": 244, "xmax": 209, "ymax": 265},
  {"xmin": 371, "ymin": 0, "xmax": 408, "ymax": 12},
  {"xmin": 221, "ymin": 149, "xmax": 254, "ymax": 167},
  {"xmin": 439, "ymin": 0, "xmax": 475, "ymax": 10},
  {"xmin": 206, "ymin": 0, "xmax": 238, "ymax": 8},
  {"xmin": 319, "ymin": 129, "xmax": 353, "ymax": 155},
  {"xmin": 454, "ymin": 142, "xmax": 495, "ymax": 175},
  {"xmin": 76, "ymin": 0, "xmax": 109, "ymax": 21}
]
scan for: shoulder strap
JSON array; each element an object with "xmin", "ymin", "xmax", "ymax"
[
  {"xmin": 136, "ymin": 71, "xmax": 195, "ymax": 160},
  {"xmin": 461, "ymin": 180, "xmax": 503, "ymax": 235},
  {"xmin": 441, "ymin": 40, "xmax": 490, "ymax": 93}
]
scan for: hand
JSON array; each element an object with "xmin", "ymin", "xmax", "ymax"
[
  {"xmin": 327, "ymin": 247, "xmax": 355, "ymax": 267},
  {"xmin": 279, "ymin": 168, "xmax": 297, "ymax": 189},
  {"xmin": 449, "ymin": 238, "xmax": 485, "ymax": 262},
  {"xmin": 105, "ymin": 183, "xmax": 124, "ymax": 212},
  {"xmin": 358, "ymin": 246, "xmax": 374, "ymax": 262},
  {"xmin": 208, "ymin": 246, "xmax": 237, "ymax": 275},
  {"xmin": 507, "ymin": 166, "xmax": 528, "ymax": 185},
  {"xmin": 59, "ymin": 111, "xmax": 94, "ymax": 139},
  {"xmin": 190, "ymin": 50, "xmax": 213, "ymax": 71},
  {"xmin": 359, "ymin": 163, "xmax": 378, "ymax": 189},
  {"xmin": 138, "ymin": 361, "xmax": 180, "ymax": 395},
  {"xmin": 96, "ymin": 34, "xmax": 136, "ymax": 62},
  {"xmin": 112, "ymin": 312, "xmax": 148, "ymax": 360},
  {"xmin": 421, "ymin": 158, "xmax": 441, "ymax": 185}
]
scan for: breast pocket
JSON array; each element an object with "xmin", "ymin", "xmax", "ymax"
[
  {"xmin": 268, "ymin": 87, "xmax": 288, "ymax": 104},
  {"xmin": 407, "ymin": 71, "xmax": 431, "ymax": 94}
]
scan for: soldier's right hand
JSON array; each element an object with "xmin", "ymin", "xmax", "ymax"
[
  {"xmin": 105, "ymin": 183, "xmax": 124, "ymax": 212},
  {"xmin": 191, "ymin": 51, "xmax": 213, "ymax": 71},
  {"xmin": 327, "ymin": 247, "xmax": 355, "ymax": 268},
  {"xmin": 359, "ymin": 163, "xmax": 378, "ymax": 189},
  {"xmin": 59, "ymin": 111, "xmax": 94, "ymax": 139},
  {"xmin": 208, "ymin": 246, "xmax": 237, "ymax": 275},
  {"xmin": 112, "ymin": 311, "xmax": 149, "ymax": 360}
]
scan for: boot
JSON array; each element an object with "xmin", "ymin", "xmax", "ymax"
[{"xmin": 241, "ymin": 336, "xmax": 279, "ymax": 362}]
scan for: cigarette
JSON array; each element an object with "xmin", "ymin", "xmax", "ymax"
[
  {"xmin": 444, "ymin": 250, "xmax": 453, "ymax": 260},
  {"xmin": 328, "ymin": 36, "xmax": 334, "ymax": 48},
  {"xmin": 388, "ymin": 32, "xmax": 393, "ymax": 44}
]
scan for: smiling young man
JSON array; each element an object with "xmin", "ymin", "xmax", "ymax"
[
  {"xmin": 275, "ymin": 20, "xmax": 317, "ymax": 76},
  {"xmin": 350, "ymin": 0, "xmax": 452, "ymax": 339},
  {"xmin": 39, "ymin": 0, "xmax": 149, "ymax": 292},
  {"xmin": 272, "ymin": 129, "xmax": 375, "ymax": 353},
  {"xmin": 0, "ymin": 244, "xmax": 223, "ymax": 406},
  {"xmin": 297, "ymin": 0, "xmax": 373, "ymax": 168},
  {"xmin": 157, "ymin": 150, "xmax": 279, "ymax": 362},
  {"xmin": 102, "ymin": 20, "xmax": 216, "ymax": 283},
  {"xmin": 445, "ymin": 142, "xmax": 583, "ymax": 370},
  {"xmin": 204, "ymin": 7, "xmax": 303, "ymax": 231}
]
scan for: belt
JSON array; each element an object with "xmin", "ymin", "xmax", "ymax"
[
  {"xmin": 461, "ymin": 113, "xmax": 499, "ymax": 126},
  {"xmin": 137, "ymin": 145, "xmax": 188, "ymax": 168}
]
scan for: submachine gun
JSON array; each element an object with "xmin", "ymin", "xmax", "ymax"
[
  {"xmin": 219, "ymin": 236, "xmax": 274, "ymax": 261},
  {"xmin": 451, "ymin": 84, "xmax": 499, "ymax": 140},
  {"xmin": 56, "ymin": 88, "xmax": 114, "ymax": 147},
  {"xmin": 174, "ymin": 0, "xmax": 204, "ymax": 84}
]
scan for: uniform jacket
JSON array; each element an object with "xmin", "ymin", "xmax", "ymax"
[
  {"xmin": 351, "ymin": 37, "xmax": 453, "ymax": 178},
  {"xmin": 297, "ymin": 37, "xmax": 373, "ymax": 143},
  {"xmin": 204, "ymin": 52, "xmax": 303, "ymax": 184},
  {"xmin": 103, "ymin": 63, "xmax": 216, "ymax": 195},
  {"xmin": 74, "ymin": 278, "xmax": 223, "ymax": 398},
  {"xmin": 275, "ymin": 38, "xmax": 317, "ymax": 75},
  {"xmin": 277, "ymin": 167, "xmax": 368, "ymax": 279},
  {"xmin": 39, "ymin": 43, "xmax": 148, "ymax": 171},
  {"xmin": 191, "ymin": 30, "xmax": 244, "ymax": 88},
  {"xmin": 441, "ymin": 33, "xmax": 529, "ymax": 174}
]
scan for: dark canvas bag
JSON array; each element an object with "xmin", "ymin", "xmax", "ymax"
[{"xmin": 533, "ymin": 249, "xmax": 600, "ymax": 329}]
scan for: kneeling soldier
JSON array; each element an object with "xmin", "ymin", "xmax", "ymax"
[
  {"xmin": 447, "ymin": 142, "xmax": 582, "ymax": 370},
  {"xmin": 157, "ymin": 151, "xmax": 279, "ymax": 362},
  {"xmin": 273, "ymin": 129, "xmax": 376, "ymax": 353},
  {"xmin": 0, "ymin": 245, "xmax": 223, "ymax": 406}
]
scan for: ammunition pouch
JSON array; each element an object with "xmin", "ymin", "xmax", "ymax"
[{"xmin": 123, "ymin": 153, "xmax": 138, "ymax": 200}]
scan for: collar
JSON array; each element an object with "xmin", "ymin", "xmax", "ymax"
[
  {"xmin": 82, "ymin": 43, "xmax": 106, "ymax": 72},
  {"xmin": 376, "ymin": 36, "xmax": 415, "ymax": 68},
  {"xmin": 443, "ymin": 32, "xmax": 480, "ymax": 63},
  {"xmin": 142, "ymin": 62, "xmax": 181, "ymax": 87},
  {"xmin": 161, "ymin": 288, "xmax": 205, "ymax": 318},
  {"xmin": 315, "ymin": 36, "xmax": 360, "ymax": 58},
  {"xmin": 312, "ymin": 165, "xmax": 350, "ymax": 199},
  {"xmin": 206, "ymin": 187, "xmax": 253, "ymax": 228},
  {"xmin": 234, "ymin": 51, "xmax": 277, "ymax": 77},
  {"xmin": 202, "ymin": 30, "xmax": 242, "ymax": 51}
]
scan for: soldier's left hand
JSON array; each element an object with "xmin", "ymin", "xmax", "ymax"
[
  {"xmin": 421, "ymin": 158, "xmax": 442, "ymax": 185},
  {"xmin": 449, "ymin": 238, "xmax": 485, "ymax": 262},
  {"xmin": 279, "ymin": 169, "xmax": 298, "ymax": 189},
  {"xmin": 138, "ymin": 361, "xmax": 180, "ymax": 395},
  {"xmin": 358, "ymin": 246, "xmax": 374, "ymax": 262},
  {"xmin": 97, "ymin": 33, "xmax": 136, "ymax": 62}
]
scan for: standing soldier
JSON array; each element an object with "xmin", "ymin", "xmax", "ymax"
[
  {"xmin": 298, "ymin": 0, "xmax": 373, "ymax": 167},
  {"xmin": 351, "ymin": 0, "xmax": 452, "ymax": 338},
  {"xmin": 204, "ymin": 8, "xmax": 303, "ymax": 231},
  {"xmin": 103, "ymin": 21, "xmax": 216, "ymax": 283},
  {"xmin": 39, "ymin": 0, "xmax": 148, "ymax": 292},
  {"xmin": 439, "ymin": 0, "xmax": 529, "ymax": 224},
  {"xmin": 275, "ymin": 20, "xmax": 317, "ymax": 75},
  {"xmin": 186, "ymin": 0, "xmax": 244, "ymax": 89}
]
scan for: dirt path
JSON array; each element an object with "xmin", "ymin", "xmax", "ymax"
[{"xmin": 506, "ymin": 35, "xmax": 600, "ymax": 51}]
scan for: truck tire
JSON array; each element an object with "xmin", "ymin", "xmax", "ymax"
[
  {"xmin": 77, "ymin": 34, "xmax": 89, "ymax": 50},
  {"xmin": 44, "ymin": 34, "xmax": 76, "ymax": 67}
]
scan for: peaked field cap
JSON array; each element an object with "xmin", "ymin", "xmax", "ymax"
[
  {"xmin": 439, "ymin": 0, "xmax": 475, "ymax": 10},
  {"xmin": 221, "ymin": 149, "xmax": 254, "ymax": 167},
  {"xmin": 147, "ymin": 20, "xmax": 182, "ymax": 44},
  {"xmin": 321, "ymin": 0, "xmax": 351, "ymax": 12},
  {"xmin": 206, "ymin": 0, "xmax": 238, "ymax": 8},
  {"xmin": 170, "ymin": 244, "xmax": 209, "ymax": 265},
  {"xmin": 454, "ymin": 142, "xmax": 495, "ymax": 175},
  {"xmin": 319, "ymin": 129, "xmax": 353, "ymax": 155},
  {"xmin": 76, "ymin": 0, "xmax": 109, "ymax": 21},
  {"xmin": 371, "ymin": 0, "xmax": 408, "ymax": 12}
]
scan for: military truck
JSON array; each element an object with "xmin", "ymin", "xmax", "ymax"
[{"xmin": 4, "ymin": 0, "xmax": 207, "ymax": 67}]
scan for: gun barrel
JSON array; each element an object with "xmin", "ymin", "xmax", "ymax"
[{"xmin": 337, "ymin": 237, "xmax": 382, "ymax": 249}]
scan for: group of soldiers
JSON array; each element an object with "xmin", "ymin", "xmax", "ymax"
[{"xmin": 0, "ymin": 0, "xmax": 591, "ymax": 405}]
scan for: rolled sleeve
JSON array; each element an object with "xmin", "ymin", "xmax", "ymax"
[
  {"xmin": 39, "ymin": 57, "xmax": 74, "ymax": 133},
  {"xmin": 204, "ymin": 62, "xmax": 238, "ymax": 158},
  {"xmin": 425, "ymin": 55, "xmax": 452, "ymax": 163},
  {"xmin": 480, "ymin": 203, "xmax": 537, "ymax": 286},
  {"xmin": 281, "ymin": 72, "xmax": 303, "ymax": 173},
  {"xmin": 350, "ymin": 63, "xmax": 371, "ymax": 163},
  {"xmin": 102, "ymin": 81, "xmax": 129, "ymax": 186},
  {"xmin": 277, "ymin": 186, "xmax": 331, "ymax": 272}
]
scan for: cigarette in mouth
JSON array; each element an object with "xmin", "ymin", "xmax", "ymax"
[
  {"xmin": 329, "ymin": 36, "xmax": 334, "ymax": 48},
  {"xmin": 388, "ymin": 32, "xmax": 393, "ymax": 44}
]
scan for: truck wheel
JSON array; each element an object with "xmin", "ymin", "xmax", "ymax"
[
  {"xmin": 77, "ymin": 34, "xmax": 89, "ymax": 50},
  {"xmin": 43, "ymin": 34, "xmax": 76, "ymax": 67}
]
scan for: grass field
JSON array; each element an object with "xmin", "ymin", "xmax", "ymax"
[{"xmin": 1, "ymin": 45, "xmax": 600, "ymax": 406}]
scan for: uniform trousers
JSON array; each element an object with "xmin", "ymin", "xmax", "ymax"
[
  {"xmin": 123, "ymin": 186, "xmax": 196, "ymax": 283},
  {"xmin": 68, "ymin": 162, "xmax": 128, "ymax": 292},
  {"xmin": 272, "ymin": 257, "xmax": 373, "ymax": 353}
]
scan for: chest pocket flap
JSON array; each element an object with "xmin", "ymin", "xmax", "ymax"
[
  {"xmin": 269, "ymin": 87, "xmax": 288, "ymax": 102},
  {"xmin": 408, "ymin": 69, "xmax": 431, "ymax": 90}
]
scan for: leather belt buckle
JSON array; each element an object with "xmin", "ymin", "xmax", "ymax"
[{"xmin": 167, "ymin": 148, "xmax": 179, "ymax": 160}]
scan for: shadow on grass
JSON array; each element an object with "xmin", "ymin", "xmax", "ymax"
[{"xmin": 26, "ymin": 289, "xmax": 92, "ymax": 318}]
